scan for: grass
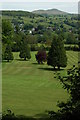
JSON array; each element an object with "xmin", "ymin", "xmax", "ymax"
[{"xmin": 2, "ymin": 51, "xmax": 78, "ymax": 117}]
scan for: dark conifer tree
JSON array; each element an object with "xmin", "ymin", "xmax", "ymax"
[
  {"xmin": 3, "ymin": 44, "xmax": 14, "ymax": 62},
  {"xmin": 47, "ymin": 36, "xmax": 67, "ymax": 69},
  {"xmin": 19, "ymin": 40, "xmax": 31, "ymax": 60}
]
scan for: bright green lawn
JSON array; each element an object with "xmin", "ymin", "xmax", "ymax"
[{"xmin": 2, "ymin": 51, "xmax": 78, "ymax": 117}]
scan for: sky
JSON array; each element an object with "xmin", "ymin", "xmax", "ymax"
[
  {"xmin": 0, "ymin": 0, "xmax": 79, "ymax": 2},
  {"xmin": 0, "ymin": 1, "xmax": 79, "ymax": 14}
]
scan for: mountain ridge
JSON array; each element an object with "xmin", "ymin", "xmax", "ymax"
[{"xmin": 32, "ymin": 8, "xmax": 69, "ymax": 15}]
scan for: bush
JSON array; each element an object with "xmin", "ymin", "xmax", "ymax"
[{"xmin": 35, "ymin": 50, "xmax": 47, "ymax": 64}]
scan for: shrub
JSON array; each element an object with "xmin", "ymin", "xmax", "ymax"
[{"xmin": 35, "ymin": 50, "xmax": 47, "ymax": 64}]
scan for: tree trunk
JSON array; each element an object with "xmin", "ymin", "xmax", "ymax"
[
  {"xmin": 24, "ymin": 57, "xmax": 26, "ymax": 61},
  {"xmin": 38, "ymin": 61, "xmax": 40, "ymax": 64},
  {"xmin": 7, "ymin": 59, "xmax": 9, "ymax": 62},
  {"xmin": 54, "ymin": 66, "xmax": 55, "ymax": 70},
  {"xmin": 41, "ymin": 61, "xmax": 43, "ymax": 64},
  {"xmin": 58, "ymin": 66, "xmax": 60, "ymax": 70}
]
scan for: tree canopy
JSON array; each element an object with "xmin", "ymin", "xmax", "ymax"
[
  {"xmin": 35, "ymin": 50, "xmax": 47, "ymax": 64},
  {"xmin": 47, "ymin": 36, "xmax": 67, "ymax": 69},
  {"xmin": 2, "ymin": 20, "xmax": 13, "ymax": 44},
  {"xmin": 19, "ymin": 40, "xmax": 31, "ymax": 60},
  {"xmin": 49, "ymin": 66, "xmax": 80, "ymax": 120},
  {"xmin": 3, "ymin": 44, "xmax": 14, "ymax": 62}
]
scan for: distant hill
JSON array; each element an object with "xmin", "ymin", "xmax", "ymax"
[
  {"xmin": 2, "ymin": 10, "xmax": 41, "ymax": 17},
  {"xmin": 2, "ymin": 9, "xmax": 69, "ymax": 18},
  {"xmin": 32, "ymin": 9, "xmax": 69, "ymax": 15}
]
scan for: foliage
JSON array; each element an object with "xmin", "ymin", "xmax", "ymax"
[
  {"xmin": 23, "ymin": 23, "xmax": 34, "ymax": 31},
  {"xmin": 49, "ymin": 66, "xmax": 80, "ymax": 120},
  {"xmin": 3, "ymin": 44, "xmax": 14, "ymax": 62},
  {"xmin": 19, "ymin": 40, "xmax": 31, "ymax": 60},
  {"xmin": 2, "ymin": 11, "xmax": 78, "ymax": 48},
  {"xmin": 14, "ymin": 24, "xmax": 21, "ymax": 34},
  {"xmin": 2, "ymin": 10, "xmax": 40, "ymax": 17},
  {"xmin": 35, "ymin": 50, "xmax": 47, "ymax": 64},
  {"xmin": 47, "ymin": 36, "xmax": 67, "ymax": 69},
  {"xmin": 65, "ymin": 33, "xmax": 77, "ymax": 44},
  {"xmin": 12, "ymin": 31, "xmax": 24, "ymax": 52},
  {"xmin": 30, "ymin": 44, "xmax": 39, "ymax": 51},
  {"xmin": 2, "ymin": 20, "xmax": 13, "ymax": 44},
  {"xmin": 2, "ymin": 110, "xmax": 36, "ymax": 120},
  {"xmin": 26, "ymin": 35, "xmax": 37, "ymax": 44}
]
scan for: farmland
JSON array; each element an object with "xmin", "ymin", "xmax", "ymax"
[{"xmin": 2, "ymin": 51, "xmax": 78, "ymax": 117}]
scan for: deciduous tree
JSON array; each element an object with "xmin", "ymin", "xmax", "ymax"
[
  {"xmin": 2, "ymin": 20, "xmax": 13, "ymax": 44},
  {"xmin": 35, "ymin": 50, "xmax": 47, "ymax": 64},
  {"xmin": 49, "ymin": 66, "xmax": 80, "ymax": 120}
]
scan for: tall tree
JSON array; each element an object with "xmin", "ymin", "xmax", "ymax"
[
  {"xmin": 19, "ymin": 40, "xmax": 31, "ymax": 60},
  {"xmin": 2, "ymin": 20, "xmax": 14, "ymax": 58},
  {"xmin": 47, "ymin": 36, "xmax": 67, "ymax": 69},
  {"xmin": 2, "ymin": 20, "xmax": 13, "ymax": 44},
  {"xmin": 3, "ymin": 44, "xmax": 14, "ymax": 62},
  {"xmin": 13, "ymin": 25, "xmax": 25, "ymax": 52}
]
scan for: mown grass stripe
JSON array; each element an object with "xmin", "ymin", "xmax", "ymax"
[{"xmin": 2, "ymin": 51, "xmax": 78, "ymax": 116}]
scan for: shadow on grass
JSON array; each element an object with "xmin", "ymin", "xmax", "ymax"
[
  {"xmin": 32, "ymin": 63, "xmax": 44, "ymax": 65},
  {"xmin": 34, "ymin": 112, "xmax": 50, "ymax": 120},
  {"xmin": 2, "ymin": 110, "xmax": 50, "ymax": 120},
  {"xmin": 32, "ymin": 63, "xmax": 38, "ymax": 65},
  {"xmin": 15, "ymin": 59, "xmax": 29, "ymax": 61},
  {"xmin": 2, "ymin": 60, "xmax": 13, "ymax": 63},
  {"xmin": 2, "ymin": 114, "xmax": 50, "ymax": 120},
  {"xmin": 2, "ymin": 115, "xmax": 36, "ymax": 120},
  {"xmin": 32, "ymin": 62, "xmax": 47, "ymax": 65},
  {"xmin": 38, "ymin": 67, "xmax": 64, "ymax": 71}
]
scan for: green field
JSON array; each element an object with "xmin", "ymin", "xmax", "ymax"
[{"xmin": 2, "ymin": 51, "xmax": 78, "ymax": 117}]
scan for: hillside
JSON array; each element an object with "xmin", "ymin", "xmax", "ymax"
[
  {"xmin": 32, "ymin": 8, "xmax": 68, "ymax": 15},
  {"xmin": 2, "ymin": 10, "xmax": 41, "ymax": 17}
]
